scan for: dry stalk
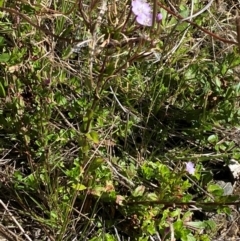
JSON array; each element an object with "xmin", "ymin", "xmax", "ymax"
[{"xmin": 0, "ymin": 200, "xmax": 32, "ymax": 241}]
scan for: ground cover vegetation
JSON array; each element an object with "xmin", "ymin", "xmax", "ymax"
[{"xmin": 0, "ymin": 0, "xmax": 240, "ymax": 240}]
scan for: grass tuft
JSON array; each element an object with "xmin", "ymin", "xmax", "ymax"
[{"xmin": 0, "ymin": 0, "xmax": 240, "ymax": 240}]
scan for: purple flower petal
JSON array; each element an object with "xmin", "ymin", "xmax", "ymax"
[
  {"xmin": 136, "ymin": 12, "xmax": 153, "ymax": 26},
  {"xmin": 186, "ymin": 162, "xmax": 195, "ymax": 175},
  {"xmin": 132, "ymin": 0, "xmax": 151, "ymax": 16},
  {"xmin": 131, "ymin": 0, "xmax": 163, "ymax": 26}
]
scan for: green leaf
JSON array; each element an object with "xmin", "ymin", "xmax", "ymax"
[
  {"xmin": 104, "ymin": 234, "xmax": 115, "ymax": 241},
  {"xmin": 207, "ymin": 183, "xmax": 223, "ymax": 196},
  {"xmin": 89, "ymin": 238, "xmax": 98, "ymax": 241},
  {"xmin": 147, "ymin": 192, "xmax": 158, "ymax": 200},
  {"xmin": 217, "ymin": 206, "xmax": 231, "ymax": 216},
  {"xmin": 72, "ymin": 183, "xmax": 86, "ymax": 191},
  {"xmin": 132, "ymin": 185, "xmax": 145, "ymax": 197},
  {"xmin": 143, "ymin": 219, "xmax": 156, "ymax": 234},
  {"xmin": 86, "ymin": 109, "xmax": 94, "ymax": 120},
  {"xmin": 186, "ymin": 221, "xmax": 206, "ymax": 229},
  {"xmin": 55, "ymin": 91, "xmax": 67, "ymax": 105},
  {"xmin": 21, "ymin": 4, "xmax": 36, "ymax": 14},
  {"xmin": 179, "ymin": 5, "xmax": 189, "ymax": 18},
  {"xmin": 0, "ymin": 82, "xmax": 5, "ymax": 97},
  {"xmin": 230, "ymin": 55, "xmax": 240, "ymax": 67},
  {"xmin": 62, "ymin": 45, "xmax": 72, "ymax": 60},
  {"xmin": 171, "ymin": 208, "xmax": 181, "ymax": 218},
  {"xmin": 207, "ymin": 134, "xmax": 218, "ymax": 144},
  {"xmin": 214, "ymin": 77, "xmax": 221, "ymax": 88},
  {"xmin": 0, "ymin": 53, "xmax": 10, "ymax": 62},
  {"xmin": 50, "ymin": 211, "xmax": 57, "ymax": 220},
  {"xmin": 225, "ymin": 87, "xmax": 234, "ymax": 99},
  {"xmin": 186, "ymin": 233, "xmax": 196, "ymax": 241},
  {"xmin": 220, "ymin": 63, "xmax": 228, "ymax": 75},
  {"xmin": 158, "ymin": 164, "xmax": 170, "ymax": 177},
  {"xmin": 91, "ymin": 186, "xmax": 105, "ymax": 197},
  {"xmin": 86, "ymin": 131, "xmax": 99, "ymax": 144},
  {"xmin": 24, "ymin": 134, "xmax": 30, "ymax": 145},
  {"xmin": 0, "ymin": 36, "xmax": 5, "ymax": 46},
  {"xmin": 161, "ymin": 8, "xmax": 172, "ymax": 27},
  {"xmin": 204, "ymin": 220, "xmax": 216, "ymax": 230},
  {"xmin": 88, "ymin": 158, "xmax": 104, "ymax": 171},
  {"xmin": 173, "ymin": 220, "xmax": 183, "ymax": 230},
  {"xmin": 199, "ymin": 234, "xmax": 211, "ymax": 241},
  {"xmin": 139, "ymin": 237, "xmax": 148, "ymax": 241}
]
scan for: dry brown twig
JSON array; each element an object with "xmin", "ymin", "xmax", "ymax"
[
  {"xmin": 0, "ymin": 222, "xmax": 24, "ymax": 241},
  {"xmin": 157, "ymin": 2, "xmax": 239, "ymax": 47},
  {"xmin": 0, "ymin": 200, "xmax": 32, "ymax": 241}
]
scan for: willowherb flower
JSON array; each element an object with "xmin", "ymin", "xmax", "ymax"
[
  {"xmin": 185, "ymin": 162, "xmax": 195, "ymax": 175},
  {"xmin": 131, "ymin": 0, "xmax": 162, "ymax": 26},
  {"xmin": 132, "ymin": 0, "xmax": 152, "ymax": 26},
  {"xmin": 136, "ymin": 12, "xmax": 153, "ymax": 26},
  {"xmin": 131, "ymin": 0, "xmax": 152, "ymax": 16}
]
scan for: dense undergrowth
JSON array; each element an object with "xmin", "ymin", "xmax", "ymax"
[{"xmin": 0, "ymin": 0, "xmax": 240, "ymax": 240}]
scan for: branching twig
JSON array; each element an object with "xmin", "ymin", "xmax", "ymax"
[
  {"xmin": 157, "ymin": 2, "xmax": 238, "ymax": 46},
  {"xmin": 126, "ymin": 200, "xmax": 240, "ymax": 207}
]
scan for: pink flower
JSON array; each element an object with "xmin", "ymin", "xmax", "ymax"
[
  {"xmin": 131, "ymin": 0, "xmax": 151, "ymax": 16},
  {"xmin": 136, "ymin": 12, "xmax": 153, "ymax": 26},
  {"xmin": 186, "ymin": 162, "xmax": 195, "ymax": 175},
  {"xmin": 131, "ymin": 0, "xmax": 152, "ymax": 26},
  {"xmin": 131, "ymin": 0, "xmax": 162, "ymax": 26}
]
